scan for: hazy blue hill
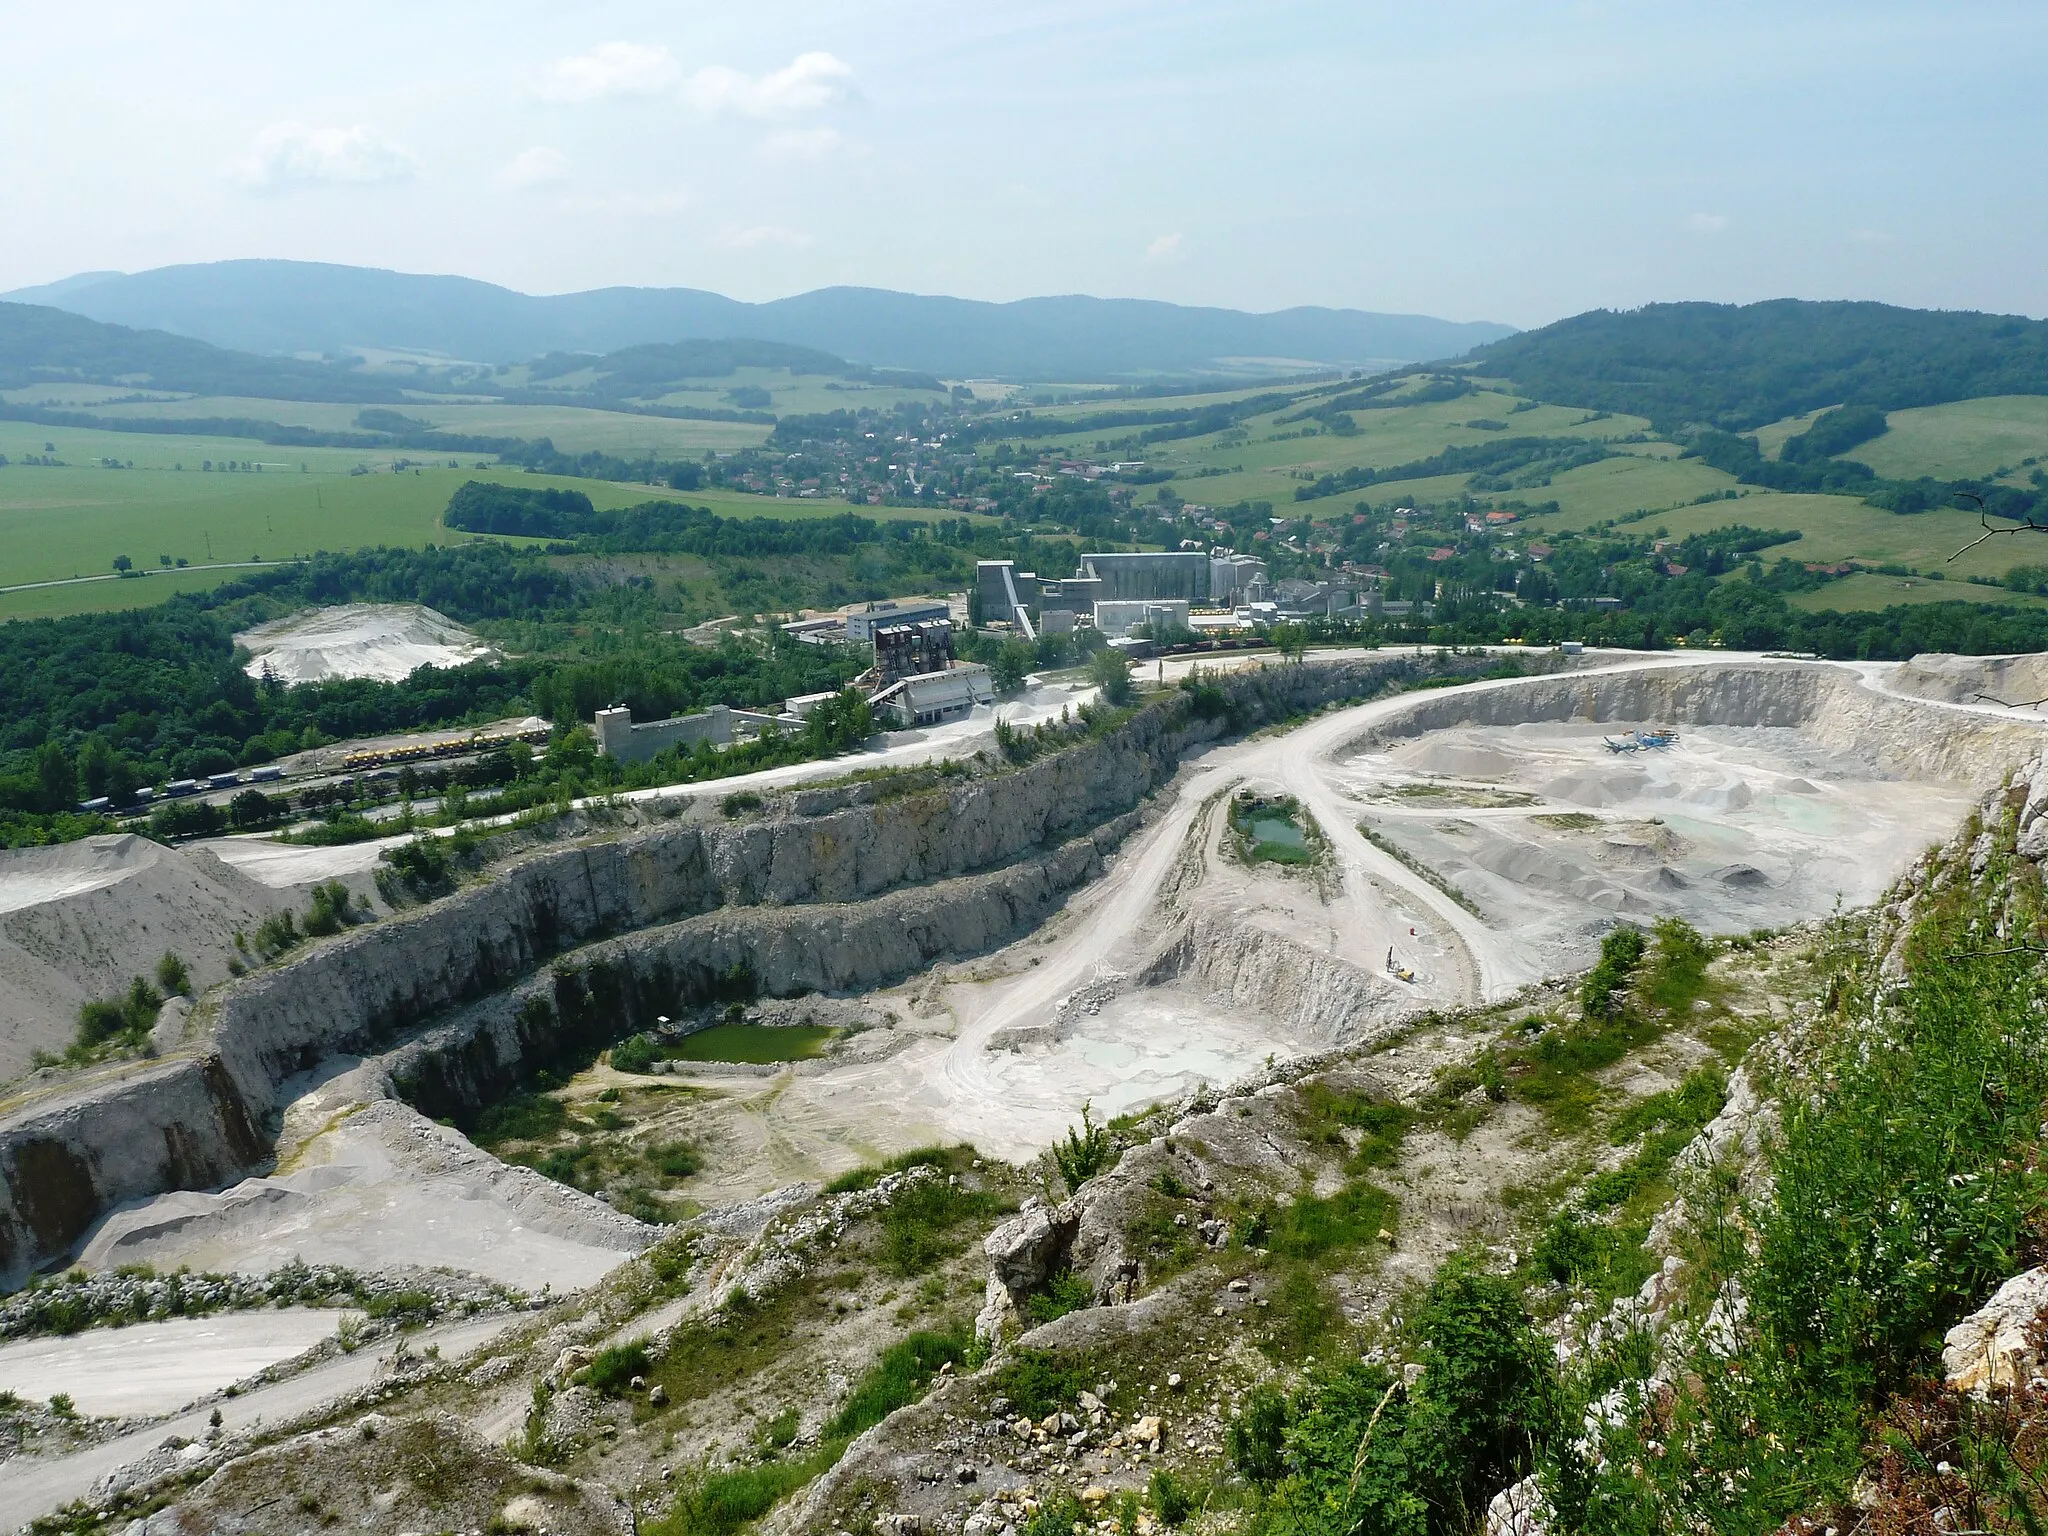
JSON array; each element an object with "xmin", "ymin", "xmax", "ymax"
[
  {"xmin": 0, "ymin": 300, "xmax": 408, "ymax": 402},
  {"xmin": 1466, "ymin": 299, "xmax": 2048, "ymax": 431},
  {"xmin": 5, "ymin": 261, "xmax": 1516, "ymax": 379}
]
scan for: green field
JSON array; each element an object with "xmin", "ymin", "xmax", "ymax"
[
  {"xmin": 1749, "ymin": 408, "xmax": 1831, "ymax": 460},
  {"xmin": 0, "ymin": 441, "xmax": 963, "ymax": 618},
  {"xmin": 1518, "ymin": 489, "xmax": 2042, "ymax": 585},
  {"xmin": 55, "ymin": 395, "xmax": 773, "ymax": 457},
  {"xmin": 1784, "ymin": 570, "xmax": 2048, "ymax": 613},
  {"xmin": 1851, "ymin": 396, "xmax": 2048, "ymax": 481},
  {"xmin": 1138, "ymin": 391, "xmax": 1654, "ymax": 508}
]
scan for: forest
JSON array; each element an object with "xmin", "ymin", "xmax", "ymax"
[{"xmin": 1467, "ymin": 299, "xmax": 2048, "ymax": 429}]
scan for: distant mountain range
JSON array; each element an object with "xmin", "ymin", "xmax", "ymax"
[{"xmin": 1, "ymin": 260, "xmax": 1517, "ymax": 380}]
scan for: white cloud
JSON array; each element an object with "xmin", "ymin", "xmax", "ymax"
[
  {"xmin": 499, "ymin": 146, "xmax": 570, "ymax": 189},
  {"xmin": 1849, "ymin": 227, "xmax": 1894, "ymax": 244},
  {"xmin": 232, "ymin": 123, "xmax": 415, "ymax": 190},
  {"xmin": 1684, "ymin": 212, "xmax": 1729, "ymax": 233},
  {"xmin": 1145, "ymin": 231, "xmax": 1185, "ymax": 261},
  {"xmin": 540, "ymin": 42, "xmax": 681, "ymax": 104},
  {"xmin": 759, "ymin": 126, "xmax": 847, "ymax": 161},
  {"xmin": 713, "ymin": 224, "xmax": 815, "ymax": 250},
  {"xmin": 687, "ymin": 52, "xmax": 856, "ymax": 118}
]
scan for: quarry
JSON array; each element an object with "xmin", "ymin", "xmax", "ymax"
[{"xmin": 3, "ymin": 646, "xmax": 2048, "ymax": 1535}]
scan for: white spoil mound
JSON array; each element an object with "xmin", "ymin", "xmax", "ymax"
[
  {"xmin": 0, "ymin": 1310, "xmax": 350, "ymax": 1418},
  {"xmin": 235, "ymin": 604, "xmax": 493, "ymax": 684},
  {"xmin": 0, "ymin": 836, "xmax": 293, "ymax": 1082}
]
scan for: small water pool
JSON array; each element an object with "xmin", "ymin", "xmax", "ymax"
[
  {"xmin": 1246, "ymin": 815, "xmax": 1307, "ymax": 849},
  {"xmin": 667, "ymin": 1023, "xmax": 838, "ymax": 1064}
]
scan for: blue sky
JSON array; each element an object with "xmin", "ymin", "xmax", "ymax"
[{"xmin": 5, "ymin": 1, "xmax": 2046, "ymax": 326}]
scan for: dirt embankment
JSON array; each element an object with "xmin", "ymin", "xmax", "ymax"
[{"xmin": 0, "ymin": 651, "xmax": 1526, "ymax": 1288}]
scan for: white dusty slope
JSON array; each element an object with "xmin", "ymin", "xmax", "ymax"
[
  {"xmin": 234, "ymin": 603, "xmax": 493, "ymax": 684},
  {"xmin": 0, "ymin": 836, "xmax": 291, "ymax": 1081},
  {"xmin": 0, "ymin": 1309, "xmax": 350, "ymax": 1418},
  {"xmin": 78, "ymin": 1062, "xmax": 657, "ymax": 1292}
]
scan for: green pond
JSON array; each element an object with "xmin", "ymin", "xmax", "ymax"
[
  {"xmin": 1247, "ymin": 815, "xmax": 1308, "ymax": 849},
  {"xmin": 668, "ymin": 1024, "xmax": 838, "ymax": 1064}
]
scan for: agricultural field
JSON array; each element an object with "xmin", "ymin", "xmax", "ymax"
[
  {"xmin": 1784, "ymin": 570, "xmax": 2048, "ymax": 613},
  {"xmin": 30, "ymin": 394, "xmax": 773, "ymax": 458},
  {"xmin": 1517, "ymin": 489, "xmax": 2039, "ymax": 586},
  {"xmin": 0, "ymin": 432, "xmax": 968, "ymax": 618},
  {"xmin": 1849, "ymin": 395, "xmax": 2048, "ymax": 481}
]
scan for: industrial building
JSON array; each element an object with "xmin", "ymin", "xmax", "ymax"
[
  {"xmin": 872, "ymin": 618, "xmax": 955, "ymax": 686},
  {"xmin": 869, "ymin": 662, "xmax": 995, "ymax": 727},
  {"xmin": 844, "ymin": 596, "xmax": 951, "ymax": 643},
  {"xmin": 1094, "ymin": 599, "xmax": 1191, "ymax": 639},
  {"xmin": 593, "ymin": 704, "xmax": 734, "ymax": 764},
  {"xmin": 1209, "ymin": 553, "xmax": 1268, "ymax": 603},
  {"xmin": 979, "ymin": 550, "xmax": 1218, "ymax": 632}
]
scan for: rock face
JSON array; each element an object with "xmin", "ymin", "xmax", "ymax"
[
  {"xmin": 1943, "ymin": 1267, "xmax": 2048, "ymax": 1397},
  {"xmin": 0, "ymin": 650, "xmax": 1528, "ymax": 1287}
]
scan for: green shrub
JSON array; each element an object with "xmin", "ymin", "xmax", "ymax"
[
  {"xmin": 253, "ymin": 908, "xmax": 301, "ymax": 957},
  {"xmin": 820, "ymin": 1146, "xmax": 951, "ymax": 1195},
  {"xmin": 1261, "ymin": 1180, "xmax": 1398, "ymax": 1261},
  {"xmin": 877, "ymin": 1172, "xmax": 996, "ymax": 1275},
  {"xmin": 1053, "ymin": 1101, "xmax": 1113, "ymax": 1191},
  {"xmin": 1637, "ymin": 916, "xmax": 1712, "ymax": 1015},
  {"xmin": 473, "ymin": 1091, "xmax": 566, "ymax": 1147},
  {"xmin": 651, "ymin": 1142, "xmax": 702, "ymax": 1179},
  {"xmin": 1150, "ymin": 1468, "xmax": 1196, "ymax": 1526},
  {"xmin": 1024, "ymin": 1269, "xmax": 1094, "ymax": 1326},
  {"xmin": 1020, "ymin": 1492, "xmax": 1088, "ymax": 1536},
  {"xmin": 585, "ymin": 1340, "xmax": 651, "ymax": 1397},
  {"xmin": 720, "ymin": 791, "xmax": 764, "ymax": 817},
  {"xmin": 650, "ymin": 1456, "xmax": 823, "ymax": 1536},
  {"xmin": 70, "ymin": 974, "xmax": 162, "ymax": 1059},
  {"xmin": 301, "ymin": 880, "xmax": 358, "ymax": 936},
  {"xmin": 1228, "ymin": 1386, "xmax": 1292, "ymax": 1486},
  {"xmin": 1578, "ymin": 925, "xmax": 1646, "ymax": 1019},
  {"xmin": 153, "ymin": 951, "xmax": 190, "ymax": 996},
  {"xmin": 610, "ymin": 1033, "xmax": 660, "ymax": 1074}
]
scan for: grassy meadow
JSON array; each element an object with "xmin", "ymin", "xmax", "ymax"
[{"xmin": 1849, "ymin": 396, "xmax": 2048, "ymax": 482}]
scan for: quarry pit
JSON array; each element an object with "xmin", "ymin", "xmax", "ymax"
[{"xmin": 3, "ymin": 647, "xmax": 2047, "ymax": 1530}]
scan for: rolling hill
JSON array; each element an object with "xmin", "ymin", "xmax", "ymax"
[
  {"xmin": 3, "ymin": 260, "xmax": 1517, "ymax": 379},
  {"xmin": 0, "ymin": 301, "xmax": 408, "ymax": 404},
  {"xmin": 1463, "ymin": 299, "xmax": 2048, "ymax": 432}
]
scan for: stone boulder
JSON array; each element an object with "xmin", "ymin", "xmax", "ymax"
[{"xmin": 1943, "ymin": 1267, "xmax": 2048, "ymax": 1397}]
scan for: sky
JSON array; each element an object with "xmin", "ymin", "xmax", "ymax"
[{"xmin": 4, "ymin": 0, "xmax": 2047, "ymax": 328}]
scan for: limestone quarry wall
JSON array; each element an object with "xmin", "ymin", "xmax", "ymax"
[
  {"xmin": 1352, "ymin": 662, "xmax": 2046, "ymax": 787},
  {"xmin": 0, "ymin": 650, "xmax": 1518, "ymax": 1286}
]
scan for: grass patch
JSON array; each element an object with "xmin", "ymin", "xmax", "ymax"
[
  {"xmin": 994, "ymin": 1348, "xmax": 1090, "ymax": 1418},
  {"xmin": 824, "ymin": 1327, "xmax": 972, "ymax": 1439},
  {"xmin": 1533, "ymin": 812, "xmax": 1600, "ymax": 831},
  {"xmin": 1243, "ymin": 1180, "xmax": 1399, "ymax": 1262},
  {"xmin": 819, "ymin": 1145, "xmax": 955, "ymax": 1196}
]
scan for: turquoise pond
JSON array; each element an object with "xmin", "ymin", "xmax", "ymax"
[{"xmin": 1247, "ymin": 816, "xmax": 1307, "ymax": 848}]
